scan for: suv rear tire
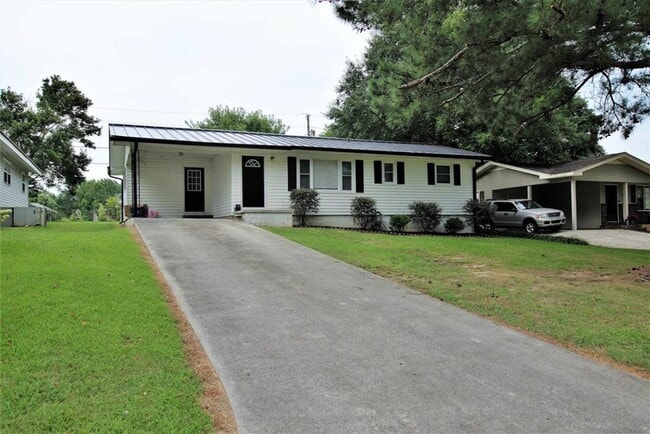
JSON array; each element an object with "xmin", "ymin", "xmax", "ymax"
[{"xmin": 523, "ymin": 220, "xmax": 538, "ymax": 234}]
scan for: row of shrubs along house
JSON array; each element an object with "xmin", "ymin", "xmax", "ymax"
[{"xmin": 107, "ymin": 123, "xmax": 650, "ymax": 231}]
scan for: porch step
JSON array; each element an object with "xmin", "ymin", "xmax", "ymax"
[{"xmin": 182, "ymin": 213, "xmax": 213, "ymax": 219}]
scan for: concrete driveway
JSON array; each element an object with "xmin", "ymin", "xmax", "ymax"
[
  {"xmin": 551, "ymin": 229, "xmax": 650, "ymax": 250},
  {"xmin": 135, "ymin": 219, "xmax": 649, "ymax": 433}
]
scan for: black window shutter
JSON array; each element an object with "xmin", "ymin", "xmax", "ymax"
[
  {"xmin": 355, "ymin": 160, "xmax": 364, "ymax": 193},
  {"xmin": 397, "ymin": 162, "xmax": 405, "ymax": 184},
  {"xmin": 287, "ymin": 157, "xmax": 296, "ymax": 191},
  {"xmin": 453, "ymin": 164, "xmax": 461, "ymax": 185},
  {"xmin": 427, "ymin": 163, "xmax": 436, "ymax": 185},
  {"xmin": 374, "ymin": 161, "xmax": 382, "ymax": 184}
]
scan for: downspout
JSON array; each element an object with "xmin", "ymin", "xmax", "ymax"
[
  {"xmin": 131, "ymin": 142, "xmax": 139, "ymax": 215},
  {"xmin": 107, "ymin": 166, "xmax": 124, "ymax": 223}
]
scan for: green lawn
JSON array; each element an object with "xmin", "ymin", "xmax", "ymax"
[
  {"xmin": 267, "ymin": 227, "xmax": 650, "ymax": 374},
  {"xmin": 0, "ymin": 222, "xmax": 212, "ymax": 432}
]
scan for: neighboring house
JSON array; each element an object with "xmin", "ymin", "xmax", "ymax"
[
  {"xmin": 1, "ymin": 132, "xmax": 44, "ymax": 226},
  {"xmin": 108, "ymin": 124, "xmax": 489, "ymax": 229},
  {"xmin": 477, "ymin": 153, "xmax": 650, "ymax": 230}
]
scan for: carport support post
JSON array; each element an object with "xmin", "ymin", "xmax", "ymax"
[
  {"xmin": 526, "ymin": 185, "xmax": 532, "ymax": 200},
  {"xmin": 570, "ymin": 179, "xmax": 578, "ymax": 230},
  {"xmin": 623, "ymin": 182, "xmax": 629, "ymax": 223}
]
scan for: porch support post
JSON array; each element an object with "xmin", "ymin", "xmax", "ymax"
[
  {"xmin": 623, "ymin": 182, "xmax": 629, "ymax": 222},
  {"xmin": 526, "ymin": 185, "xmax": 533, "ymax": 200},
  {"xmin": 570, "ymin": 179, "xmax": 578, "ymax": 231}
]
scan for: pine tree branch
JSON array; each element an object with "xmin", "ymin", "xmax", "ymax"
[
  {"xmin": 515, "ymin": 72, "xmax": 596, "ymax": 135},
  {"xmin": 400, "ymin": 45, "xmax": 469, "ymax": 89}
]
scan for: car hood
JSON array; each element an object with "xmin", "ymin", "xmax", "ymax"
[{"xmin": 525, "ymin": 208, "xmax": 564, "ymax": 214}]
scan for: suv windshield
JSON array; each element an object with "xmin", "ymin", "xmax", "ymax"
[{"xmin": 515, "ymin": 200, "xmax": 542, "ymax": 210}]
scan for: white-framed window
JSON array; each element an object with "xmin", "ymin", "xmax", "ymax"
[
  {"xmin": 637, "ymin": 185, "xmax": 650, "ymax": 211},
  {"xmin": 313, "ymin": 159, "xmax": 338, "ymax": 190},
  {"xmin": 186, "ymin": 169, "xmax": 202, "ymax": 191},
  {"xmin": 22, "ymin": 173, "xmax": 26, "ymax": 193},
  {"xmin": 341, "ymin": 161, "xmax": 352, "ymax": 191},
  {"xmin": 297, "ymin": 158, "xmax": 354, "ymax": 191},
  {"xmin": 299, "ymin": 159, "xmax": 311, "ymax": 188},
  {"xmin": 437, "ymin": 165, "xmax": 451, "ymax": 184},
  {"xmin": 384, "ymin": 162, "xmax": 394, "ymax": 183},
  {"xmin": 3, "ymin": 161, "xmax": 10, "ymax": 185}
]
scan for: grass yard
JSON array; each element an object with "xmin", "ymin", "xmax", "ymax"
[
  {"xmin": 267, "ymin": 227, "xmax": 650, "ymax": 376},
  {"xmin": 0, "ymin": 222, "xmax": 213, "ymax": 432}
]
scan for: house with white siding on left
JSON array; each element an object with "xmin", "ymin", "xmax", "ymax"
[
  {"xmin": 108, "ymin": 123, "xmax": 489, "ymax": 230},
  {"xmin": 1, "ymin": 131, "xmax": 44, "ymax": 226}
]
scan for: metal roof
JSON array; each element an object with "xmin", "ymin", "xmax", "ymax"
[{"xmin": 108, "ymin": 124, "xmax": 489, "ymax": 159}]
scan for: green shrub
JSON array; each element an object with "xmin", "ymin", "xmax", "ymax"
[
  {"xmin": 408, "ymin": 201, "xmax": 442, "ymax": 233},
  {"xmin": 0, "ymin": 209, "xmax": 11, "ymax": 223},
  {"xmin": 444, "ymin": 217, "xmax": 465, "ymax": 234},
  {"xmin": 105, "ymin": 196, "xmax": 121, "ymax": 221},
  {"xmin": 389, "ymin": 214, "xmax": 410, "ymax": 232},
  {"xmin": 351, "ymin": 196, "xmax": 383, "ymax": 230},
  {"xmin": 463, "ymin": 199, "xmax": 496, "ymax": 234},
  {"xmin": 290, "ymin": 188, "xmax": 320, "ymax": 227}
]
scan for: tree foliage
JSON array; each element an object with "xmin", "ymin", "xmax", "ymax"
[
  {"xmin": 187, "ymin": 105, "xmax": 288, "ymax": 134},
  {"xmin": 324, "ymin": 0, "xmax": 649, "ymax": 165},
  {"xmin": 74, "ymin": 179, "xmax": 121, "ymax": 220},
  {"xmin": 0, "ymin": 75, "xmax": 101, "ymax": 192}
]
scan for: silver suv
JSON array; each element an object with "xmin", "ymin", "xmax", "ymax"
[{"xmin": 488, "ymin": 199, "xmax": 566, "ymax": 234}]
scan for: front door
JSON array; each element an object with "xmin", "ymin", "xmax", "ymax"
[
  {"xmin": 604, "ymin": 184, "xmax": 618, "ymax": 222},
  {"xmin": 185, "ymin": 167, "xmax": 205, "ymax": 212},
  {"xmin": 242, "ymin": 156, "xmax": 264, "ymax": 207}
]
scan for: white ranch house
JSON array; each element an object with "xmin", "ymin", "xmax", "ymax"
[{"xmin": 108, "ymin": 124, "xmax": 488, "ymax": 229}]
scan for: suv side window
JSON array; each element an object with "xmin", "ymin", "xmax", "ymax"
[{"xmin": 495, "ymin": 202, "xmax": 516, "ymax": 212}]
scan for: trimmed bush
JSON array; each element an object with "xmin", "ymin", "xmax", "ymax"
[
  {"xmin": 290, "ymin": 188, "xmax": 320, "ymax": 227},
  {"xmin": 444, "ymin": 217, "xmax": 465, "ymax": 234},
  {"xmin": 408, "ymin": 201, "xmax": 442, "ymax": 233},
  {"xmin": 389, "ymin": 214, "xmax": 410, "ymax": 232},
  {"xmin": 463, "ymin": 199, "xmax": 496, "ymax": 234},
  {"xmin": 351, "ymin": 196, "xmax": 383, "ymax": 230}
]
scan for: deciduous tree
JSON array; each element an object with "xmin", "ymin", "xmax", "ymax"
[
  {"xmin": 0, "ymin": 75, "xmax": 101, "ymax": 192},
  {"xmin": 187, "ymin": 105, "xmax": 288, "ymax": 134}
]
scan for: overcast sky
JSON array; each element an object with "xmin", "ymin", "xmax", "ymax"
[{"xmin": 1, "ymin": 0, "xmax": 648, "ymax": 182}]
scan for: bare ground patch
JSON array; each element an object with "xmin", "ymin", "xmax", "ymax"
[{"xmin": 129, "ymin": 226, "xmax": 237, "ymax": 433}]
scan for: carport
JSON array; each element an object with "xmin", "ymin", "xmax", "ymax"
[{"xmin": 477, "ymin": 153, "xmax": 650, "ymax": 230}]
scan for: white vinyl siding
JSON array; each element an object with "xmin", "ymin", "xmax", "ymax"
[
  {"xmin": 125, "ymin": 151, "xmax": 212, "ymax": 218},
  {"xmin": 212, "ymin": 155, "xmax": 232, "ymax": 217},
  {"xmin": 0, "ymin": 157, "xmax": 29, "ymax": 208}
]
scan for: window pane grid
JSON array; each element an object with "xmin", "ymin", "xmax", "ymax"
[
  {"xmin": 187, "ymin": 170, "xmax": 202, "ymax": 192},
  {"xmin": 437, "ymin": 165, "xmax": 450, "ymax": 184},
  {"xmin": 342, "ymin": 161, "xmax": 352, "ymax": 191},
  {"xmin": 384, "ymin": 163, "xmax": 394, "ymax": 183}
]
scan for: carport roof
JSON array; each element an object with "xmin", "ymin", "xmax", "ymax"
[
  {"xmin": 108, "ymin": 123, "xmax": 490, "ymax": 159},
  {"xmin": 477, "ymin": 152, "xmax": 650, "ymax": 179}
]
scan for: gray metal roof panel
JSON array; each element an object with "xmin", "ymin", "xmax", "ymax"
[{"xmin": 108, "ymin": 123, "xmax": 489, "ymax": 158}]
